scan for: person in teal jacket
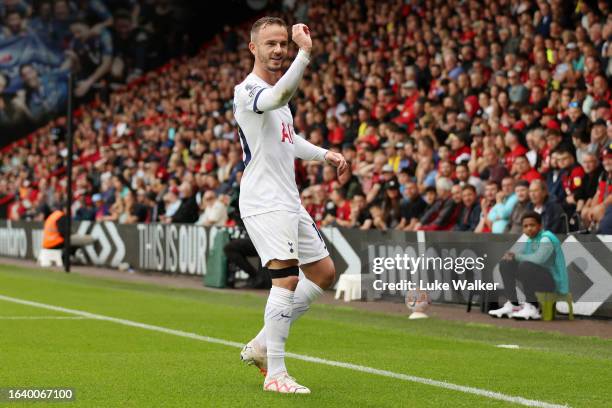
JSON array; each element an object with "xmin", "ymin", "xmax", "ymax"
[
  {"xmin": 489, "ymin": 211, "xmax": 569, "ymax": 320},
  {"xmin": 487, "ymin": 177, "xmax": 518, "ymax": 233}
]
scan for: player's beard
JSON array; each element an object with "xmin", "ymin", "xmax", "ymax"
[{"xmin": 259, "ymin": 50, "xmax": 284, "ymax": 72}]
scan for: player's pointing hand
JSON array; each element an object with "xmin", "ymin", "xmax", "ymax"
[
  {"xmin": 292, "ymin": 24, "xmax": 312, "ymax": 54},
  {"xmin": 325, "ymin": 151, "xmax": 348, "ymax": 178}
]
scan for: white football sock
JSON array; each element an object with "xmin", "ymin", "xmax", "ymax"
[
  {"xmin": 291, "ymin": 277, "xmax": 324, "ymax": 322},
  {"xmin": 265, "ymin": 286, "xmax": 294, "ymax": 378},
  {"xmin": 253, "ymin": 278, "xmax": 323, "ymax": 349}
]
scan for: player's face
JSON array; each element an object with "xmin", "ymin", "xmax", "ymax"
[{"xmin": 252, "ymin": 24, "xmax": 288, "ymax": 72}]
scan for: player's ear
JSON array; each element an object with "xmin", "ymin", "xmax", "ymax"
[{"xmin": 248, "ymin": 41, "xmax": 256, "ymax": 56}]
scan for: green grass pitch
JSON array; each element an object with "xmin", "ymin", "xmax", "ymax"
[{"xmin": 0, "ymin": 263, "xmax": 610, "ymax": 407}]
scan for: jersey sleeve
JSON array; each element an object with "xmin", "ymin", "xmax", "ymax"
[
  {"xmin": 236, "ymin": 50, "xmax": 310, "ymax": 114},
  {"xmin": 234, "ymin": 81, "xmax": 269, "ymax": 114},
  {"xmin": 294, "ymin": 134, "xmax": 327, "ymax": 161}
]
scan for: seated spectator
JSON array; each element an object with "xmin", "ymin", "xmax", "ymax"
[
  {"xmin": 527, "ymin": 179, "xmax": 566, "ymax": 233},
  {"xmin": 589, "ymin": 119, "xmax": 608, "ymax": 157},
  {"xmin": 133, "ymin": 190, "xmax": 151, "ymax": 222},
  {"xmin": 506, "ymin": 180, "xmax": 531, "ymax": 234},
  {"xmin": 581, "ymin": 145, "xmax": 612, "ymax": 230},
  {"xmin": 92, "ymin": 193, "xmax": 109, "ymax": 221},
  {"xmin": 103, "ymin": 194, "xmax": 124, "ymax": 221},
  {"xmin": 574, "ymin": 152, "xmax": 602, "ymax": 219},
  {"xmin": 160, "ymin": 191, "xmax": 181, "ymax": 221},
  {"xmin": 337, "ymin": 163, "xmax": 363, "ymax": 200},
  {"xmin": 321, "ymin": 187, "xmax": 352, "ymax": 227},
  {"xmin": 417, "ymin": 177, "xmax": 459, "ymax": 231},
  {"xmin": 543, "ymin": 150, "xmax": 566, "ymax": 202},
  {"xmin": 489, "ymin": 212, "xmax": 569, "ymax": 320},
  {"xmin": 475, "ymin": 148, "xmax": 509, "ymax": 185},
  {"xmin": 362, "ymin": 202, "xmax": 387, "ymax": 231},
  {"xmin": 447, "ymin": 133, "xmax": 471, "ymax": 164},
  {"xmin": 167, "ymin": 182, "xmax": 199, "ymax": 224},
  {"xmin": 454, "ymin": 185, "xmax": 481, "ymax": 232},
  {"xmin": 455, "ymin": 162, "xmax": 483, "ymax": 196},
  {"xmin": 488, "ymin": 177, "xmax": 518, "ymax": 233},
  {"xmin": 475, "ymin": 181, "xmax": 499, "ymax": 233},
  {"xmin": 512, "ymin": 155, "xmax": 542, "ymax": 183},
  {"xmin": 557, "ymin": 146, "xmax": 586, "ymax": 219},
  {"xmin": 197, "ymin": 191, "xmax": 228, "ymax": 227},
  {"xmin": 347, "ymin": 193, "xmax": 369, "ymax": 229},
  {"xmin": 504, "ymin": 130, "xmax": 528, "ymax": 169},
  {"xmin": 396, "ymin": 181, "xmax": 426, "ymax": 231},
  {"xmin": 75, "ymin": 195, "xmax": 95, "ymax": 221}
]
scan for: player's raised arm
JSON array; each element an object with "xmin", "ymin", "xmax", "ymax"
[{"xmin": 248, "ymin": 23, "xmax": 312, "ymax": 113}]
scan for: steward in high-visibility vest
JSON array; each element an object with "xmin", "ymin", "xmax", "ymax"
[{"xmin": 43, "ymin": 210, "xmax": 67, "ymax": 249}]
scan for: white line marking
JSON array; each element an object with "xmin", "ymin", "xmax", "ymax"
[
  {"xmin": 0, "ymin": 316, "xmax": 88, "ymax": 320},
  {"xmin": 0, "ymin": 294, "xmax": 569, "ymax": 408},
  {"xmin": 496, "ymin": 344, "xmax": 520, "ymax": 349}
]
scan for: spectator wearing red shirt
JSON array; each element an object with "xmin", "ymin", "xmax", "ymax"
[
  {"xmin": 513, "ymin": 155, "xmax": 542, "ymax": 183},
  {"xmin": 447, "ymin": 132, "xmax": 471, "ymax": 164},
  {"xmin": 558, "ymin": 147, "xmax": 585, "ymax": 197},
  {"xmin": 504, "ymin": 130, "xmax": 528, "ymax": 169},
  {"xmin": 321, "ymin": 186, "xmax": 352, "ymax": 227},
  {"xmin": 326, "ymin": 116, "xmax": 345, "ymax": 147},
  {"xmin": 393, "ymin": 80, "xmax": 419, "ymax": 130}
]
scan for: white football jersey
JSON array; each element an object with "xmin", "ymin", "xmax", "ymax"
[{"xmin": 233, "ymin": 73, "xmax": 301, "ymax": 218}]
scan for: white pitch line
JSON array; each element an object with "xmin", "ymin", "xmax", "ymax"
[
  {"xmin": 0, "ymin": 294, "xmax": 569, "ymax": 408},
  {"xmin": 0, "ymin": 316, "xmax": 88, "ymax": 320}
]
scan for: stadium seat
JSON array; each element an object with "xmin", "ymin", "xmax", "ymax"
[
  {"xmin": 535, "ymin": 292, "xmax": 574, "ymax": 321},
  {"xmin": 335, "ymin": 274, "xmax": 381, "ymax": 302},
  {"xmin": 38, "ymin": 248, "xmax": 64, "ymax": 268},
  {"xmin": 335, "ymin": 273, "xmax": 362, "ymax": 302}
]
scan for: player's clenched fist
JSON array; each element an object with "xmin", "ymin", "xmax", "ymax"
[
  {"xmin": 324, "ymin": 151, "xmax": 348, "ymax": 178},
  {"xmin": 292, "ymin": 24, "xmax": 312, "ymax": 54}
]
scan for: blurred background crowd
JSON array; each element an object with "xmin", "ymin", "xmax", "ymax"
[
  {"xmin": 1, "ymin": 0, "xmax": 611, "ymax": 235},
  {"xmin": 0, "ymin": 0, "xmax": 210, "ymax": 138}
]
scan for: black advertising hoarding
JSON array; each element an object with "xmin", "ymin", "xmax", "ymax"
[{"xmin": 1, "ymin": 220, "xmax": 611, "ymax": 317}]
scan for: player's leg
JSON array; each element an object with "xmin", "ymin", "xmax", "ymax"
[
  {"xmin": 489, "ymin": 258, "xmax": 521, "ymax": 318},
  {"xmin": 249, "ymin": 258, "xmax": 334, "ymax": 352},
  {"xmin": 291, "ymin": 206, "xmax": 335, "ymax": 323},
  {"xmin": 261, "ymin": 259, "xmax": 310, "ymax": 393},
  {"xmin": 264, "ymin": 259, "xmax": 299, "ymax": 379},
  {"xmin": 240, "ymin": 212, "xmax": 296, "ymax": 371},
  {"xmin": 257, "ymin": 207, "xmax": 334, "ymax": 332},
  {"xmin": 239, "ymin": 211, "xmax": 309, "ymax": 392}
]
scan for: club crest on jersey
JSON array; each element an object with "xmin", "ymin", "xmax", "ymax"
[{"xmin": 281, "ymin": 122, "xmax": 295, "ymax": 144}]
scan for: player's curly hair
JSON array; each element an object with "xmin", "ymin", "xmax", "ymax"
[{"xmin": 250, "ymin": 16, "xmax": 287, "ymax": 42}]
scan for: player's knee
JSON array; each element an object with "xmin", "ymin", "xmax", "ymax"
[
  {"xmin": 265, "ymin": 264, "xmax": 300, "ymax": 290},
  {"xmin": 318, "ymin": 261, "xmax": 336, "ymax": 289}
]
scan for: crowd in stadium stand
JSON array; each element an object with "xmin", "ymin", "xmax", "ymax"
[
  {"xmin": 0, "ymin": 0, "xmax": 188, "ymax": 129},
  {"xmin": 1, "ymin": 0, "xmax": 612, "ymax": 235}
]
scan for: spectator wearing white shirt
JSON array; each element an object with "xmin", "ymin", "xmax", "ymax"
[{"xmin": 197, "ymin": 190, "xmax": 228, "ymax": 227}]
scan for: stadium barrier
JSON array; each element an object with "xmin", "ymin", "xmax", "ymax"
[{"xmin": 1, "ymin": 220, "xmax": 611, "ymax": 317}]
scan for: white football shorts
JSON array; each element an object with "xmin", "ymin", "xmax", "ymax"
[{"xmin": 242, "ymin": 206, "xmax": 329, "ymax": 267}]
